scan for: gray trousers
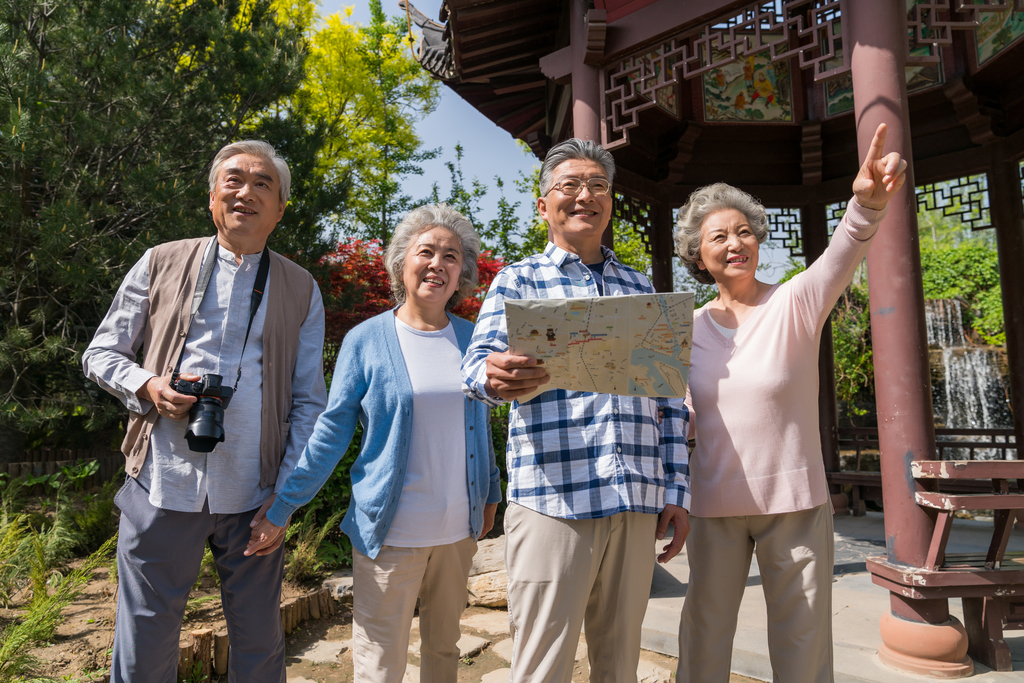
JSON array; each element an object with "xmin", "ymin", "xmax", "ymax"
[{"xmin": 111, "ymin": 476, "xmax": 286, "ymax": 683}]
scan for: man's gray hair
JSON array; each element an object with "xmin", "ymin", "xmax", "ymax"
[
  {"xmin": 208, "ymin": 140, "xmax": 292, "ymax": 203},
  {"xmin": 539, "ymin": 138, "xmax": 616, "ymax": 197},
  {"xmin": 384, "ymin": 203, "xmax": 481, "ymax": 310},
  {"xmin": 674, "ymin": 183, "xmax": 769, "ymax": 285}
]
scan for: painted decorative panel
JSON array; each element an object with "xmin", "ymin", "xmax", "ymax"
[
  {"xmin": 824, "ymin": 52, "xmax": 942, "ymax": 117},
  {"xmin": 702, "ymin": 42, "xmax": 793, "ymax": 123},
  {"xmin": 976, "ymin": 7, "xmax": 1024, "ymax": 65}
]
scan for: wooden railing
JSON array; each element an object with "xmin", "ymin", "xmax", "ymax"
[
  {"xmin": 838, "ymin": 427, "xmax": 1017, "ymax": 467},
  {"xmin": 829, "ymin": 427, "xmax": 1018, "ymax": 513}
]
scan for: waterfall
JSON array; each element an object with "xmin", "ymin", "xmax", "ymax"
[{"xmin": 924, "ymin": 299, "xmax": 1013, "ymax": 459}]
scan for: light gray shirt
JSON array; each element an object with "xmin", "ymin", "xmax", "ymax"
[{"xmin": 83, "ymin": 242, "xmax": 328, "ymax": 514}]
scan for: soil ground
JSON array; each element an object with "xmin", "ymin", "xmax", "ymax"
[{"xmin": 4, "ymin": 561, "xmax": 759, "ymax": 682}]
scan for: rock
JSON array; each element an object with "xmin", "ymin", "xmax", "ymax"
[
  {"xmin": 295, "ymin": 639, "xmax": 349, "ymax": 663},
  {"xmin": 488, "ymin": 634, "xmax": 584, "ymax": 665},
  {"xmin": 322, "ymin": 572, "xmax": 353, "ymax": 601},
  {"xmin": 471, "ymin": 537, "xmax": 505, "ymax": 573},
  {"xmin": 636, "ymin": 659, "xmax": 672, "ymax": 683},
  {"xmin": 403, "ymin": 664, "xmax": 420, "ymax": 682},
  {"xmin": 412, "ymin": 634, "xmax": 489, "ymax": 658},
  {"xmin": 468, "ymin": 537, "xmax": 508, "ymax": 607},
  {"xmin": 482, "ymin": 669, "xmax": 511, "ymax": 683},
  {"xmin": 460, "ymin": 610, "xmax": 510, "ymax": 636},
  {"xmin": 458, "ymin": 634, "xmax": 490, "ymax": 658},
  {"xmin": 492, "ymin": 638, "xmax": 514, "ymax": 663}
]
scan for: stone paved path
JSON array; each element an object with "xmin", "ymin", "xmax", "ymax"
[{"xmin": 283, "ymin": 601, "xmax": 755, "ymax": 683}]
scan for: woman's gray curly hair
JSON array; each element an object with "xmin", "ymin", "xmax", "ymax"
[
  {"xmin": 384, "ymin": 203, "xmax": 481, "ymax": 310},
  {"xmin": 674, "ymin": 182, "xmax": 769, "ymax": 285}
]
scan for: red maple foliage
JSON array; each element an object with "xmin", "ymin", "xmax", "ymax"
[{"xmin": 318, "ymin": 238, "xmax": 504, "ymax": 348}]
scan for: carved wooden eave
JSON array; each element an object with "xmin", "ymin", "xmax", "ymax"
[
  {"xmin": 404, "ymin": 0, "xmax": 564, "ymax": 143},
  {"xmin": 583, "ymin": 9, "xmax": 607, "ymax": 66}
]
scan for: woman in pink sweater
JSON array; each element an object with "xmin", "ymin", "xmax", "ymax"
[{"xmin": 672, "ymin": 124, "xmax": 907, "ymax": 683}]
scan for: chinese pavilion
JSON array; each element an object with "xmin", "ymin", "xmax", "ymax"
[{"xmin": 405, "ymin": 0, "xmax": 1024, "ymax": 675}]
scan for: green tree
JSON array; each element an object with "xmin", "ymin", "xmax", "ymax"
[
  {"xmin": 0, "ymin": 0, "xmax": 333, "ymax": 443},
  {"xmin": 291, "ymin": 0, "xmax": 438, "ymax": 245},
  {"xmin": 918, "ymin": 215, "xmax": 1003, "ymax": 345}
]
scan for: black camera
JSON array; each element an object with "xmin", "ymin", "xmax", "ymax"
[{"xmin": 171, "ymin": 372, "xmax": 234, "ymax": 453}]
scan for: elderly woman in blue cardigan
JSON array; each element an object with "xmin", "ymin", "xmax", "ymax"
[{"xmin": 247, "ymin": 203, "xmax": 501, "ymax": 683}]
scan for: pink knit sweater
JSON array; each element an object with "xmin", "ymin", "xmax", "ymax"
[{"xmin": 684, "ymin": 199, "xmax": 885, "ymax": 517}]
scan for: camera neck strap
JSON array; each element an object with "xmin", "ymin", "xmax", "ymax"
[{"xmin": 172, "ymin": 238, "xmax": 271, "ymax": 392}]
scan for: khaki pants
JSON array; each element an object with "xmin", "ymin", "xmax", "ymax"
[
  {"xmin": 504, "ymin": 502, "xmax": 658, "ymax": 683},
  {"xmin": 352, "ymin": 536, "xmax": 477, "ymax": 683},
  {"xmin": 677, "ymin": 504, "xmax": 834, "ymax": 683}
]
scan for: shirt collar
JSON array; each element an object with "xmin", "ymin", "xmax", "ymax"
[
  {"xmin": 544, "ymin": 241, "xmax": 622, "ymax": 269},
  {"xmin": 216, "ymin": 242, "xmax": 263, "ymax": 265}
]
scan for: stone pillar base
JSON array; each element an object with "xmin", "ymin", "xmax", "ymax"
[{"xmin": 878, "ymin": 611, "xmax": 973, "ymax": 678}]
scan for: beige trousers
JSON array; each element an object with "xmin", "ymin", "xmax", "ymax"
[
  {"xmin": 677, "ymin": 504, "xmax": 834, "ymax": 683},
  {"xmin": 351, "ymin": 536, "xmax": 477, "ymax": 683},
  {"xmin": 504, "ymin": 502, "xmax": 658, "ymax": 683}
]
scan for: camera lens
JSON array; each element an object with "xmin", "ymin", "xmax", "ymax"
[{"xmin": 184, "ymin": 397, "xmax": 226, "ymax": 453}]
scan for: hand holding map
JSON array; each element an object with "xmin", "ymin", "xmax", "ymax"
[{"xmin": 504, "ymin": 292, "xmax": 694, "ymax": 403}]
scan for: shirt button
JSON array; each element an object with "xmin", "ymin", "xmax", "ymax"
[
  {"xmin": 470, "ymin": 453, "xmax": 474, "ymax": 459},
  {"xmin": 132, "ymin": 466, "xmax": 139, "ymax": 474},
  {"xmin": 471, "ymin": 481, "xmax": 475, "ymax": 486},
  {"xmin": 613, "ymin": 408, "xmax": 619, "ymax": 415},
  {"xmin": 165, "ymin": 366, "xmax": 173, "ymax": 373},
  {"xmin": 179, "ymin": 330, "xmax": 186, "ymax": 337},
  {"xmin": 585, "ymin": 274, "xmax": 591, "ymax": 280},
  {"xmin": 469, "ymin": 426, "xmax": 474, "ymax": 431},
  {"xmin": 617, "ymin": 446, "xmax": 622, "ymax": 453}
]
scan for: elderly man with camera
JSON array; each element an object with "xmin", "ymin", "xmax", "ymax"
[{"xmin": 83, "ymin": 140, "xmax": 327, "ymax": 683}]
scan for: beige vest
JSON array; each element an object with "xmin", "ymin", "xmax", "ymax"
[{"xmin": 121, "ymin": 236, "xmax": 316, "ymax": 489}]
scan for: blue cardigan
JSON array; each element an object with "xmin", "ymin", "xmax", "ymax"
[{"xmin": 267, "ymin": 309, "xmax": 502, "ymax": 559}]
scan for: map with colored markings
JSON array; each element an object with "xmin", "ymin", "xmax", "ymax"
[{"xmin": 504, "ymin": 292, "xmax": 694, "ymax": 402}]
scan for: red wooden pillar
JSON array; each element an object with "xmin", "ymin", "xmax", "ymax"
[
  {"xmin": 570, "ymin": 0, "xmax": 600, "ymax": 143},
  {"xmin": 847, "ymin": 0, "xmax": 972, "ymax": 676},
  {"xmin": 989, "ymin": 148, "xmax": 1024, "ymax": 456},
  {"xmin": 650, "ymin": 201, "xmax": 674, "ymax": 293},
  {"xmin": 570, "ymin": 0, "xmax": 613, "ymax": 249}
]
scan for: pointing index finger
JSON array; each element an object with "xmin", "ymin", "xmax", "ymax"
[{"xmin": 865, "ymin": 122, "xmax": 888, "ymax": 163}]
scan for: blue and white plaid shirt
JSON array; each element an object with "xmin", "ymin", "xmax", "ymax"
[{"xmin": 462, "ymin": 242, "xmax": 691, "ymax": 520}]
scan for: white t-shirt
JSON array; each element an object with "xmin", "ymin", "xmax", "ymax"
[
  {"xmin": 383, "ymin": 316, "xmax": 472, "ymax": 547},
  {"xmin": 708, "ymin": 312, "xmax": 738, "ymax": 339}
]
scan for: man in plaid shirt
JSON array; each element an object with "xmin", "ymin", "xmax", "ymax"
[{"xmin": 462, "ymin": 138, "xmax": 691, "ymax": 683}]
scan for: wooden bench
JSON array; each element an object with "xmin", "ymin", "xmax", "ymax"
[{"xmin": 868, "ymin": 460, "xmax": 1024, "ymax": 671}]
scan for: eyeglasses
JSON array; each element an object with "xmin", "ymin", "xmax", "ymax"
[{"xmin": 548, "ymin": 177, "xmax": 611, "ymax": 197}]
